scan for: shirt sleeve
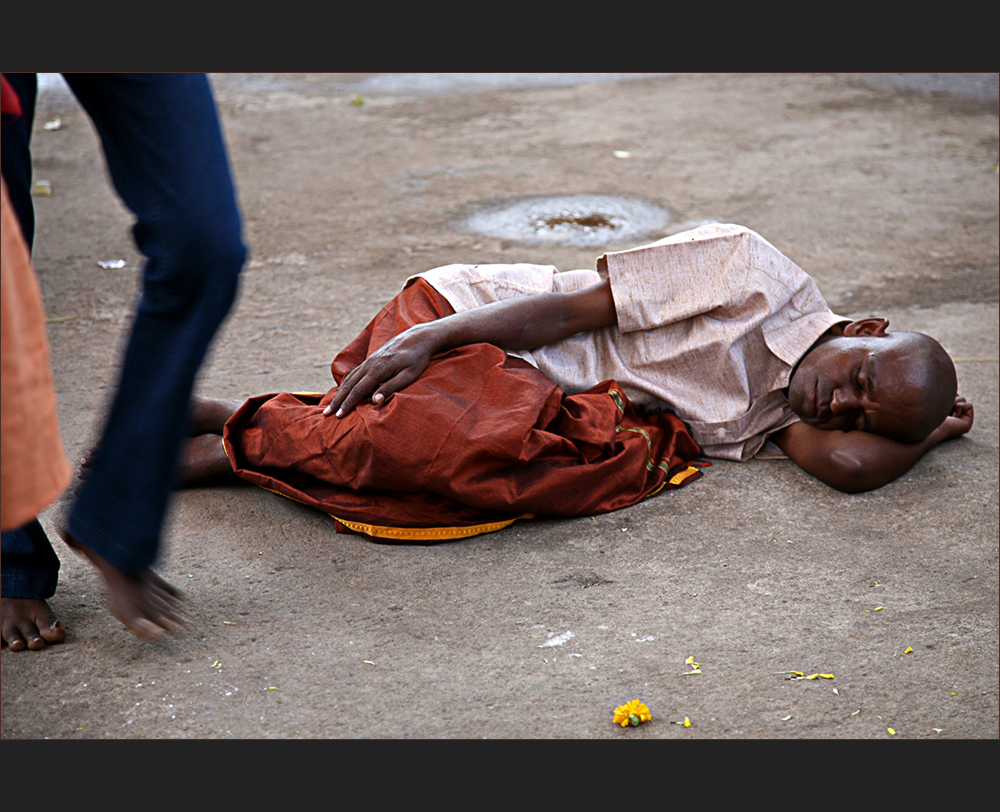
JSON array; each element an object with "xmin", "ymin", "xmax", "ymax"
[
  {"xmin": 412, "ymin": 263, "xmax": 601, "ymax": 314},
  {"xmin": 600, "ymin": 224, "xmax": 756, "ymax": 334}
]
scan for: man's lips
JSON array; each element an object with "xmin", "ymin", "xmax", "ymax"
[{"xmin": 810, "ymin": 376, "xmax": 830, "ymax": 422}]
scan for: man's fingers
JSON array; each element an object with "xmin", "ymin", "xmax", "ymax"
[
  {"xmin": 331, "ymin": 376, "xmax": 374, "ymax": 417},
  {"xmin": 325, "ymin": 384, "xmax": 348, "ymax": 416},
  {"xmin": 326, "ymin": 366, "xmax": 417, "ymax": 418},
  {"xmin": 331, "ymin": 363, "xmax": 393, "ymax": 417},
  {"xmin": 371, "ymin": 369, "xmax": 419, "ymax": 406},
  {"xmin": 325, "ymin": 364, "xmax": 369, "ymax": 416}
]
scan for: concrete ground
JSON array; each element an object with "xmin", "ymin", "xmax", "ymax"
[{"xmin": 2, "ymin": 73, "xmax": 997, "ymax": 739}]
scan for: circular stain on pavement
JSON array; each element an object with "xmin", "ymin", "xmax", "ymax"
[{"xmin": 461, "ymin": 194, "xmax": 672, "ymax": 247}]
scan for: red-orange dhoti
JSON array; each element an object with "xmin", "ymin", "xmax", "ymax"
[{"xmin": 222, "ymin": 279, "xmax": 703, "ymax": 541}]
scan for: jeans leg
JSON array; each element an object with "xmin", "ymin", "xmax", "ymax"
[
  {"xmin": 1, "ymin": 521, "xmax": 60, "ymax": 599},
  {"xmin": 62, "ymin": 74, "xmax": 246, "ymax": 573},
  {"xmin": 0, "ymin": 72, "xmax": 38, "ymax": 249}
]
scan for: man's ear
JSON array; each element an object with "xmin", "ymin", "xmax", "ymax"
[{"xmin": 842, "ymin": 317, "xmax": 889, "ymax": 337}]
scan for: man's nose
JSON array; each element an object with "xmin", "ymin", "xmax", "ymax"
[{"xmin": 830, "ymin": 387, "xmax": 860, "ymax": 414}]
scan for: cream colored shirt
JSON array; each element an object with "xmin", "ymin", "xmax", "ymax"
[{"xmin": 413, "ymin": 223, "xmax": 848, "ymax": 461}]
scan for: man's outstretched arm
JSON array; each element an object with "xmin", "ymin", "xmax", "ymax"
[
  {"xmin": 772, "ymin": 396, "xmax": 974, "ymax": 493},
  {"xmin": 326, "ymin": 279, "xmax": 617, "ymax": 417}
]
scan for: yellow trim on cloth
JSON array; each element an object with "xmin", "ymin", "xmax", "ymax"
[
  {"xmin": 669, "ymin": 466, "xmax": 701, "ymax": 486},
  {"xmin": 329, "ymin": 514, "xmax": 535, "ymax": 541},
  {"xmin": 249, "ymin": 478, "xmax": 536, "ymax": 541},
  {"xmin": 609, "ymin": 388, "xmax": 681, "ymax": 475}
]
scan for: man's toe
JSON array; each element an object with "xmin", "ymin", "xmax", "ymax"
[{"xmin": 39, "ymin": 619, "xmax": 66, "ymax": 644}]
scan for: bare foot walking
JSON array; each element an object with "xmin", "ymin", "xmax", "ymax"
[{"xmin": 60, "ymin": 529, "xmax": 185, "ymax": 642}]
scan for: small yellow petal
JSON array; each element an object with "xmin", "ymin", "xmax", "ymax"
[
  {"xmin": 887, "ymin": 727, "xmax": 896, "ymax": 735},
  {"xmin": 820, "ymin": 673, "xmax": 835, "ymax": 679},
  {"xmin": 903, "ymin": 647, "xmax": 913, "ymax": 654},
  {"xmin": 683, "ymin": 716, "xmax": 691, "ymax": 727}
]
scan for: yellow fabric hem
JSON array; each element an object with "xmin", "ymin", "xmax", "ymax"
[
  {"xmin": 330, "ymin": 514, "xmax": 535, "ymax": 541},
  {"xmin": 252, "ymin": 482, "xmax": 533, "ymax": 540}
]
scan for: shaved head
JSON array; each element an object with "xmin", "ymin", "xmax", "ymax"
[{"xmin": 894, "ymin": 331, "xmax": 957, "ymax": 442}]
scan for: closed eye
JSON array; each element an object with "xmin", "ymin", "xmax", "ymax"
[{"xmin": 859, "ymin": 355, "xmax": 875, "ymax": 432}]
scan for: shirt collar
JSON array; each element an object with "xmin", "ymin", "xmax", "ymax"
[{"xmin": 763, "ymin": 310, "xmax": 851, "ymax": 369}]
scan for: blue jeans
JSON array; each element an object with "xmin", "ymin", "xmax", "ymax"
[{"xmin": 1, "ymin": 73, "xmax": 246, "ymax": 594}]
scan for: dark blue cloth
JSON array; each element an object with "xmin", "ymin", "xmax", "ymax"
[
  {"xmin": 0, "ymin": 520, "xmax": 60, "ymax": 599},
  {"xmin": 1, "ymin": 73, "xmax": 246, "ymax": 592}
]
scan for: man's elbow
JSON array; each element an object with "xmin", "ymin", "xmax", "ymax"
[{"xmin": 814, "ymin": 450, "xmax": 890, "ymax": 493}]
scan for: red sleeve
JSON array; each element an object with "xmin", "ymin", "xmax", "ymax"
[{"xmin": 1, "ymin": 74, "xmax": 23, "ymax": 118}]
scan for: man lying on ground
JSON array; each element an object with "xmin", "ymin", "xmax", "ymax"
[{"xmin": 176, "ymin": 223, "xmax": 974, "ymax": 541}]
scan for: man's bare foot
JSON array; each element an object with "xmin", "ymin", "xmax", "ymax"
[
  {"xmin": 60, "ymin": 529, "xmax": 185, "ymax": 643},
  {"xmin": 81, "ymin": 435, "xmax": 235, "ymax": 489},
  {"xmin": 79, "ymin": 396, "xmax": 243, "ymax": 490},
  {"xmin": 1, "ymin": 597, "xmax": 67, "ymax": 651}
]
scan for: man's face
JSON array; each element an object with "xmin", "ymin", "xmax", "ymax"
[{"xmin": 787, "ymin": 332, "xmax": 925, "ymax": 441}]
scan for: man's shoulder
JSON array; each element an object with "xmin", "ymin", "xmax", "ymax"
[{"xmin": 610, "ymin": 222, "xmax": 755, "ymax": 255}]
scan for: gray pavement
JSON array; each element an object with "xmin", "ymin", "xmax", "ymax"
[{"xmin": 2, "ymin": 73, "xmax": 996, "ymax": 739}]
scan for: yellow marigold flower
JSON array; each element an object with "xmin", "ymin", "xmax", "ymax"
[{"xmin": 613, "ymin": 699, "xmax": 652, "ymax": 727}]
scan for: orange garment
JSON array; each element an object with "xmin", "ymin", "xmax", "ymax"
[
  {"xmin": 1, "ymin": 176, "xmax": 71, "ymax": 530},
  {"xmin": 223, "ymin": 279, "xmax": 704, "ymax": 542}
]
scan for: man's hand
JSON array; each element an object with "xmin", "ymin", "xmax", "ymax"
[
  {"xmin": 936, "ymin": 395, "xmax": 975, "ymax": 441},
  {"xmin": 325, "ymin": 323, "xmax": 439, "ymax": 418},
  {"xmin": 325, "ymin": 279, "xmax": 617, "ymax": 418}
]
